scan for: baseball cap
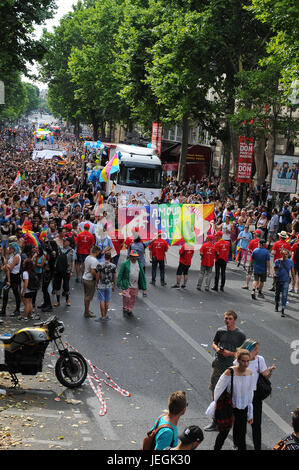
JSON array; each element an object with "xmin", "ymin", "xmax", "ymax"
[
  {"xmin": 84, "ymin": 223, "xmax": 90, "ymax": 229},
  {"xmin": 178, "ymin": 426, "xmax": 204, "ymax": 445},
  {"xmin": 254, "ymin": 229, "xmax": 262, "ymax": 235},
  {"xmin": 129, "ymin": 250, "xmax": 139, "ymax": 257},
  {"xmin": 216, "ymin": 231, "xmax": 223, "ymax": 237},
  {"xmin": 64, "ymin": 224, "xmax": 72, "ymax": 230}
]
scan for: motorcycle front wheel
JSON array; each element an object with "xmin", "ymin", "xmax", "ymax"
[{"xmin": 55, "ymin": 351, "xmax": 88, "ymax": 388}]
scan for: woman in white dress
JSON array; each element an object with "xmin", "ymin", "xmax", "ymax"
[
  {"xmin": 206, "ymin": 349, "xmax": 255, "ymax": 450},
  {"xmin": 235, "ymin": 339, "xmax": 276, "ymax": 450}
]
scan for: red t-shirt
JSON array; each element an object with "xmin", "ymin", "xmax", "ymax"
[
  {"xmin": 272, "ymin": 240, "xmax": 291, "ymax": 261},
  {"xmin": 179, "ymin": 244, "xmax": 194, "ymax": 266},
  {"xmin": 75, "ymin": 231, "xmax": 95, "ymax": 254},
  {"xmin": 291, "ymin": 242, "xmax": 299, "ymax": 265},
  {"xmin": 149, "ymin": 238, "xmax": 169, "ymax": 261},
  {"xmin": 109, "ymin": 230, "xmax": 124, "ymax": 255},
  {"xmin": 200, "ymin": 242, "xmax": 216, "ymax": 267},
  {"xmin": 215, "ymin": 239, "xmax": 230, "ymax": 262}
]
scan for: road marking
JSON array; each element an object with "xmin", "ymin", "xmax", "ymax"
[{"xmin": 142, "ymin": 296, "xmax": 292, "ymax": 435}]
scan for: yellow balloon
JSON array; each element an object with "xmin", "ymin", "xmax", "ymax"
[
  {"xmin": 95, "ymin": 159, "xmax": 99, "ymax": 163},
  {"xmin": 81, "ymin": 155, "xmax": 85, "ymax": 160}
]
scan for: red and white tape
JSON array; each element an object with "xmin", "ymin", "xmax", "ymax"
[{"xmin": 64, "ymin": 342, "xmax": 131, "ymax": 416}]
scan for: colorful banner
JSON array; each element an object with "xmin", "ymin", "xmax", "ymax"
[
  {"xmin": 271, "ymin": 154, "xmax": 299, "ymax": 193},
  {"xmin": 117, "ymin": 204, "xmax": 215, "ymax": 247},
  {"xmin": 236, "ymin": 136, "xmax": 254, "ymax": 184}
]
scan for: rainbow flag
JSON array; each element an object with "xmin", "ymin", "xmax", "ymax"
[
  {"xmin": 99, "ymin": 152, "xmax": 120, "ymax": 183},
  {"xmin": 9, "ymin": 171, "xmax": 21, "ymax": 190}
]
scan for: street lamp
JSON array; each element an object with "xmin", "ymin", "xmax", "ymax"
[{"xmin": 209, "ymin": 139, "xmax": 217, "ymax": 178}]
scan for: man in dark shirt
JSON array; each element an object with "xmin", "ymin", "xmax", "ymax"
[{"xmin": 204, "ymin": 310, "xmax": 246, "ymax": 432}]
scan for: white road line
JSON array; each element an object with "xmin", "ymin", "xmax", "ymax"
[{"xmin": 142, "ymin": 296, "xmax": 292, "ymax": 435}]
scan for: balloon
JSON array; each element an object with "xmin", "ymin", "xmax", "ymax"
[{"xmin": 81, "ymin": 155, "xmax": 85, "ymax": 160}]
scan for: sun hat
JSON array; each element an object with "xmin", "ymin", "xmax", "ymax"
[{"xmin": 278, "ymin": 231, "xmax": 288, "ymax": 238}]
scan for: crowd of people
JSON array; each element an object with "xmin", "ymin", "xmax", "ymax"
[{"xmin": 0, "ymin": 124, "xmax": 298, "ymax": 450}]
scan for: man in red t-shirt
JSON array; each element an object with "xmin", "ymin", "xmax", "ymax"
[
  {"xmin": 269, "ymin": 231, "xmax": 291, "ymax": 291},
  {"xmin": 75, "ymin": 223, "xmax": 95, "ymax": 282},
  {"xmin": 212, "ymin": 231, "xmax": 230, "ymax": 292},
  {"xmin": 197, "ymin": 235, "xmax": 216, "ymax": 292},
  {"xmin": 291, "ymin": 234, "xmax": 299, "ymax": 292},
  {"xmin": 172, "ymin": 243, "xmax": 194, "ymax": 288},
  {"xmin": 149, "ymin": 231, "xmax": 169, "ymax": 286}
]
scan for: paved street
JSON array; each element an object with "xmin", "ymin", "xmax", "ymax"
[{"xmin": 0, "ymin": 247, "xmax": 298, "ymax": 451}]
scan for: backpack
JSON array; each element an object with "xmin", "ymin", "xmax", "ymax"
[
  {"xmin": 273, "ymin": 434, "xmax": 299, "ymax": 450},
  {"xmin": 55, "ymin": 248, "xmax": 71, "ymax": 273},
  {"xmin": 214, "ymin": 367, "xmax": 234, "ymax": 431},
  {"xmin": 142, "ymin": 415, "xmax": 175, "ymax": 450},
  {"xmin": 27, "ymin": 272, "xmax": 40, "ymax": 291}
]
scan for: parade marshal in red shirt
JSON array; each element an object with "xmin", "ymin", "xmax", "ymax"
[
  {"xmin": 271, "ymin": 231, "xmax": 291, "ymax": 261},
  {"xmin": 197, "ymin": 235, "xmax": 216, "ymax": 292},
  {"xmin": 212, "ymin": 231, "xmax": 230, "ymax": 292},
  {"xmin": 149, "ymin": 230, "xmax": 169, "ymax": 286}
]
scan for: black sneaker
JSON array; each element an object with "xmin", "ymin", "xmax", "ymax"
[
  {"xmin": 171, "ymin": 284, "xmax": 180, "ymax": 288},
  {"xmin": 251, "ymin": 292, "xmax": 256, "ymax": 300},
  {"xmin": 275, "ymin": 303, "xmax": 279, "ymax": 312},
  {"xmin": 211, "ymin": 287, "xmax": 218, "ymax": 292},
  {"xmin": 281, "ymin": 309, "xmax": 286, "ymax": 318},
  {"xmin": 10, "ymin": 311, "xmax": 20, "ymax": 317}
]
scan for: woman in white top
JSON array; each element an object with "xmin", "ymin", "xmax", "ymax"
[
  {"xmin": 206, "ymin": 349, "xmax": 255, "ymax": 450},
  {"xmin": 235, "ymin": 339, "xmax": 276, "ymax": 450},
  {"xmin": 1, "ymin": 242, "xmax": 21, "ymax": 317}
]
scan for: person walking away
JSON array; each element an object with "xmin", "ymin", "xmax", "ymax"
[
  {"xmin": 38, "ymin": 240, "xmax": 58, "ymax": 313},
  {"xmin": 149, "ymin": 230, "xmax": 169, "ymax": 286},
  {"xmin": 251, "ymin": 239, "xmax": 270, "ymax": 300},
  {"xmin": 241, "ymin": 229, "xmax": 262, "ymax": 290},
  {"xmin": 95, "ymin": 223, "xmax": 113, "ymax": 263},
  {"xmin": 1, "ymin": 242, "xmax": 21, "ymax": 317},
  {"xmin": 235, "ymin": 339, "xmax": 276, "ymax": 450},
  {"xmin": 75, "ymin": 223, "xmax": 95, "ymax": 282},
  {"xmin": 236, "ymin": 225, "xmax": 252, "ymax": 268},
  {"xmin": 273, "ymin": 407, "xmax": 299, "ymax": 450},
  {"xmin": 197, "ymin": 235, "xmax": 215, "ymax": 292},
  {"xmin": 204, "ymin": 310, "xmax": 246, "ymax": 432},
  {"xmin": 291, "ymin": 234, "xmax": 299, "ymax": 293},
  {"xmin": 269, "ymin": 231, "xmax": 291, "ymax": 291},
  {"xmin": 267, "ymin": 208, "xmax": 279, "ymax": 248},
  {"xmin": 172, "ymin": 243, "xmax": 194, "ymax": 288},
  {"xmin": 274, "ymin": 248, "xmax": 295, "ymax": 317},
  {"xmin": 82, "ymin": 245, "xmax": 101, "ymax": 318},
  {"xmin": 206, "ymin": 349, "xmax": 255, "ymax": 450},
  {"xmin": 150, "ymin": 391, "xmax": 187, "ymax": 450},
  {"xmin": 95, "ymin": 252, "xmax": 116, "ymax": 322},
  {"xmin": 53, "ymin": 237, "xmax": 74, "ymax": 307},
  {"xmin": 212, "ymin": 231, "xmax": 230, "ymax": 292},
  {"xmin": 117, "ymin": 250, "xmax": 146, "ymax": 317}
]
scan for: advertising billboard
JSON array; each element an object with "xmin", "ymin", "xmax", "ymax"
[{"xmin": 271, "ymin": 154, "xmax": 299, "ymax": 193}]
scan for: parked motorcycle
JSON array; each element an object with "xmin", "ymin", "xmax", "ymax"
[{"xmin": 0, "ymin": 315, "xmax": 88, "ymax": 388}]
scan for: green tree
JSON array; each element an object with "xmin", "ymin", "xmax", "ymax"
[
  {"xmin": 23, "ymin": 82, "xmax": 40, "ymax": 115},
  {"xmin": 0, "ymin": 70, "xmax": 28, "ymax": 122},
  {"xmin": 0, "ymin": 0, "xmax": 57, "ymax": 73}
]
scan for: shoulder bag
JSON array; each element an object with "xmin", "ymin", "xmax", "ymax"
[{"xmin": 255, "ymin": 357, "xmax": 272, "ymax": 401}]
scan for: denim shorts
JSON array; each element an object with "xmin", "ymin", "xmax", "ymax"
[{"xmin": 97, "ymin": 287, "xmax": 112, "ymax": 303}]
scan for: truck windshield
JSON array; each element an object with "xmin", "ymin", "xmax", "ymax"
[{"xmin": 118, "ymin": 163, "xmax": 161, "ymax": 188}]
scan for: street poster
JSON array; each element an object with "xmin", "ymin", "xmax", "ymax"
[
  {"xmin": 151, "ymin": 122, "xmax": 163, "ymax": 155},
  {"xmin": 236, "ymin": 136, "xmax": 254, "ymax": 184}
]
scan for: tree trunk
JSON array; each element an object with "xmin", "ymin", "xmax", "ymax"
[
  {"xmin": 254, "ymin": 136, "xmax": 266, "ymax": 185},
  {"xmin": 90, "ymin": 109, "xmax": 99, "ymax": 141},
  {"xmin": 177, "ymin": 113, "xmax": 189, "ymax": 182}
]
